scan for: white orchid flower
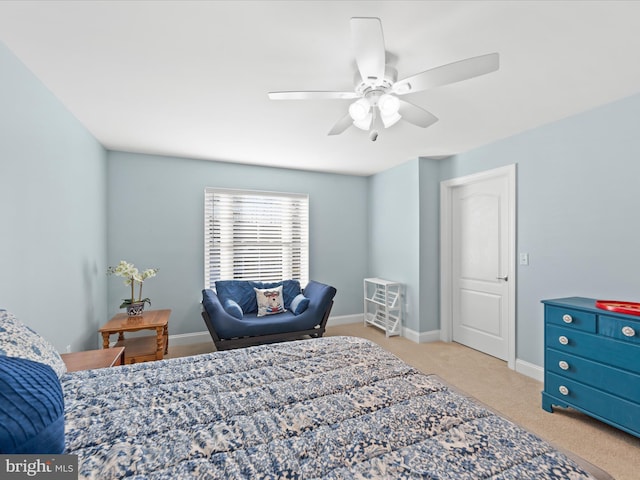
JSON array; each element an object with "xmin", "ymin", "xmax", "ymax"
[
  {"xmin": 107, "ymin": 261, "xmax": 159, "ymax": 308},
  {"xmin": 141, "ymin": 269, "xmax": 158, "ymax": 280}
]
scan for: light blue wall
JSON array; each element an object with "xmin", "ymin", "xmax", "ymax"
[
  {"xmin": 0, "ymin": 42, "xmax": 107, "ymax": 352},
  {"xmin": 107, "ymin": 151, "xmax": 368, "ymax": 335},
  {"xmin": 439, "ymin": 92, "xmax": 640, "ymax": 366},
  {"xmin": 418, "ymin": 158, "xmax": 441, "ymax": 332},
  {"xmin": 367, "ymin": 157, "xmax": 441, "ymax": 336},
  {"xmin": 368, "ymin": 159, "xmax": 421, "ymax": 332}
]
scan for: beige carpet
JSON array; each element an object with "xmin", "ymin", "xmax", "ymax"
[{"xmin": 167, "ymin": 323, "xmax": 640, "ymax": 479}]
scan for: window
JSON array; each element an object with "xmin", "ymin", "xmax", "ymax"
[{"xmin": 204, "ymin": 188, "xmax": 309, "ymax": 288}]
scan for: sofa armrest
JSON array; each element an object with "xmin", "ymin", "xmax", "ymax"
[
  {"xmin": 201, "ymin": 289, "xmax": 243, "ymax": 340},
  {"xmin": 297, "ymin": 280, "xmax": 337, "ymax": 322}
]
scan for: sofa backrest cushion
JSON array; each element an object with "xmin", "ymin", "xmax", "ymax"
[
  {"xmin": 215, "ymin": 281, "xmax": 255, "ymax": 313},
  {"xmin": 215, "ymin": 280, "xmax": 302, "ymax": 313}
]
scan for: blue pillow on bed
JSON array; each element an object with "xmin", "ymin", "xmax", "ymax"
[
  {"xmin": 290, "ymin": 293, "xmax": 310, "ymax": 315},
  {"xmin": 0, "ymin": 355, "xmax": 65, "ymax": 454},
  {"xmin": 223, "ymin": 298, "xmax": 243, "ymax": 319}
]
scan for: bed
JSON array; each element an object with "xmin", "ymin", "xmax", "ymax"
[{"xmin": 62, "ymin": 336, "xmax": 610, "ymax": 479}]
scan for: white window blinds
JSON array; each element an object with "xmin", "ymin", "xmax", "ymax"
[{"xmin": 204, "ymin": 188, "xmax": 309, "ymax": 288}]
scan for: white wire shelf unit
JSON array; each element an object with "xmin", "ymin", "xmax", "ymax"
[{"xmin": 363, "ymin": 278, "xmax": 403, "ymax": 337}]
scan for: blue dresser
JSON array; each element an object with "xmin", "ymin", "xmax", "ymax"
[{"xmin": 542, "ymin": 297, "xmax": 640, "ymax": 438}]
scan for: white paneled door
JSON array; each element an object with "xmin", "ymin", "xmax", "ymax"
[{"xmin": 441, "ymin": 165, "xmax": 515, "ymax": 366}]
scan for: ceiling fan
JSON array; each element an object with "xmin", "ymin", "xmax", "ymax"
[{"xmin": 268, "ymin": 17, "xmax": 499, "ymax": 140}]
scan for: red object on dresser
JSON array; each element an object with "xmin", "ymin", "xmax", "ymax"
[{"xmin": 595, "ymin": 300, "xmax": 640, "ymax": 316}]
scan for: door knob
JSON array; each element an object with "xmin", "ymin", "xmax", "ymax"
[{"xmin": 496, "ymin": 275, "xmax": 508, "ymax": 281}]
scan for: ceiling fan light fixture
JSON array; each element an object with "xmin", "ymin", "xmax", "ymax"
[
  {"xmin": 353, "ymin": 113, "xmax": 373, "ymax": 130},
  {"xmin": 381, "ymin": 110, "xmax": 402, "ymax": 128},
  {"xmin": 378, "ymin": 94, "xmax": 400, "ymax": 116},
  {"xmin": 348, "ymin": 98, "xmax": 371, "ymax": 121}
]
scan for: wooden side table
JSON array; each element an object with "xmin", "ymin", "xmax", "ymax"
[
  {"xmin": 99, "ymin": 309, "xmax": 171, "ymax": 364},
  {"xmin": 61, "ymin": 347, "xmax": 125, "ymax": 372}
]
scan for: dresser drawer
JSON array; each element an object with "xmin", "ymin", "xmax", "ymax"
[
  {"xmin": 546, "ymin": 324, "xmax": 640, "ymax": 375},
  {"xmin": 546, "ymin": 348, "xmax": 640, "ymax": 403},
  {"xmin": 545, "ymin": 305, "xmax": 596, "ymax": 332},
  {"xmin": 545, "ymin": 372, "xmax": 640, "ymax": 437},
  {"xmin": 599, "ymin": 315, "xmax": 640, "ymax": 345}
]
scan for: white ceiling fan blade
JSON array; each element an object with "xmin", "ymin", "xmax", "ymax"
[
  {"xmin": 328, "ymin": 113, "xmax": 353, "ymax": 136},
  {"xmin": 393, "ymin": 53, "xmax": 499, "ymax": 95},
  {"xmin": 350, "ymin": 17, "xmax": 386, "ymax": 83},
  {"xmin": 268, "ymin": 91, "xmax": 358, "ymax": 100},
  {"xmin": 398, "ymin": 99, "xmax": 438, "ymax": 128}
]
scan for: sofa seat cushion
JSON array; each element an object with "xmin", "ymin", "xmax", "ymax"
[{"xmin": 219, "ymin": 311, "xmax": 318, "ymax": 338}]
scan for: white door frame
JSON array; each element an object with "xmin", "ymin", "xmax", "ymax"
[{"xmin": 440, "ymin": 164, "xmax": 516, "ymax": 369}]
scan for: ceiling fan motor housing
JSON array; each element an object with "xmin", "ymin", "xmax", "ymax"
[{"xmin": 354, "ymin": 66, "xmax": 398, "ymax": 100}]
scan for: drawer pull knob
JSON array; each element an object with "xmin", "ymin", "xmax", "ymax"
[
  {"xmin": 562, "ymin": 314, "xmax": 573, "ymax": 324},
  {"xmin": 558, "ymin": 336, "xmax": 569, "ymax": 345},
  {"xmin": 622, "ymin": 326, "xmax": 636, "ymax": 337},
  {"xmin": 559, "ymin": 385, "xmax": 569, "ymax": 396},
  {"xmin": 559, "ymin": 360, "xmax": 569, "ymax": 370}
]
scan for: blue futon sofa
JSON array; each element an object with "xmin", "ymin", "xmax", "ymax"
[{"xmin": 201, "ymin": 279, "xmax": 336, "ymax": 350}]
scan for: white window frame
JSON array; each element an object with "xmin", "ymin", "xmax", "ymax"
[{"xmin": 204, "ymin": 187, "xmax": 309, "ymax": 288}]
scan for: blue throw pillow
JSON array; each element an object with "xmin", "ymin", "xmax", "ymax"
[
  {"xmin": 290, "ymin": 293, "xmax": 310, "ymax": 315},
  {"xmin": 223, "ymin": 298, "xmax": 243, "ymax": 319},
  {"xmin": 0, "ymin": 355, "xmax": 65, "ymax": 454}
]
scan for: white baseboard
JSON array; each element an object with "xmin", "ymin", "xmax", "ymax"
[
  {"xmin": 328, "ymin": 317, "xmax": 440, "ymax": 344},
  {"xmin": 326, "ymin": 314, "xmax": 362, "ymax": 326},
  {"xmin": 169, "ymin": 331, "xmax": 212, "ymax": 346},
  {"xmin": 418, "ymin": 329, "xmax": 441, "ymax": 343},
  {"xmin": 515, "ymin": 358, "xmax": 544, "ymax": 382}
]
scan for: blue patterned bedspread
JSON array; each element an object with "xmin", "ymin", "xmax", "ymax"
[{"xmin": 62, "ymin": 336, "xmax": 604, "ymax": 479}]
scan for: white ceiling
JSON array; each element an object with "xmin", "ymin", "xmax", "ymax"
[{"xmin": 1, "ymin": 1, "xmax": 640, "ymax": 176}]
